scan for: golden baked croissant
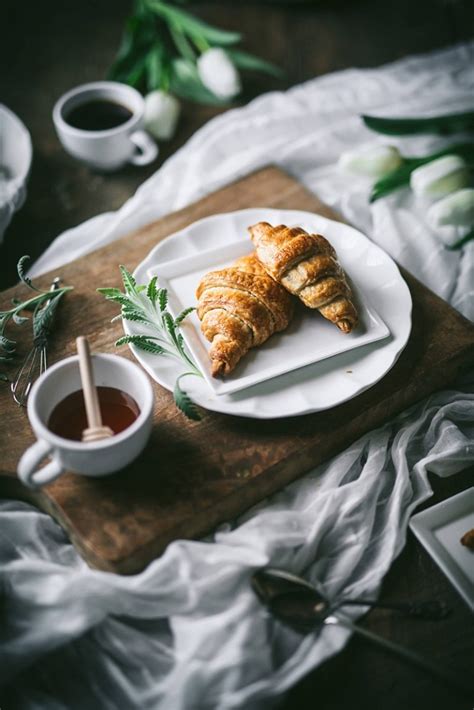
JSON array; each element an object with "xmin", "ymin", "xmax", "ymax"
[
  {"xmin": 196, "ymin": 253, "xmax": 294, "ymax": 376},
  {"xmin": 249, "ymin": 222, "xmax": 358, "ymax": 333}
]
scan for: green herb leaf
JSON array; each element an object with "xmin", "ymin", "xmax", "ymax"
[
  {"xmin": 119, "ymin": 265, "xmax": 138, "ymax": 295},
  {"xmin": 147, "ymin": 276, "xmax": 159, "ymax": 306},
  {"xmin": 100, "ymin": 292, "xmax": 138, "ymax": 309},
  {"xmin": 174, "ymin": 306, "xmax": 195, "ymax": 326},
  {"xmin": 174, "ymin": 375, "xmax": 201, "ymax": 420},
  {"xmin": 116, "ymin": 334, "xmax": 170, "ymax": 356},
  {"xmin": 12, "ymin": 312, "xmax": 29, "ymax": 325},
  {"xmin": 161, "ymin": 311, "xmax": 178, "ymax": 345},
  {"xmin": 33, "ymin": 292, "xmax": 65, "ymax": 341},
  {"xmin": 99, "ymin": 268, "xmax": 203, "ymax": 420},
  {"xmin": 158, "ymin": 287, "xmax": 168, "ymax": 312},
  {"xmin": 97, "ymin": 287, "xmax": 126, "ymax": 299},
  {"xmin": 363, "ymin": 110, "xmax": 474, "ymax": 136},
  {"xmin": 17, "ymin": 255, "xmax": 38, "ymax": 292},
  {"xmin": 121, "ymin": 309, "xmax": 151, "ymax": 325},
  {"xmin": 11, "ymin": 297, "xmax": 36, "ymax": 311},
  {"xmin": 0, "ymin": 258, "xmax": 72, "ymax": 382},
  {"xmin": 0, "ymin": 335, "xmax": 16, "ymax": 352}
]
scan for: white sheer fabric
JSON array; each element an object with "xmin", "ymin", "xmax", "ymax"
[{"xmin": 1, "ymin": 43, "xmax": 473, "ymax": 710}]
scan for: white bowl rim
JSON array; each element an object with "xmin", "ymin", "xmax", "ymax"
[{"xmin": 0, "ymin": 103, "xmax": 33, "ymax": 183}]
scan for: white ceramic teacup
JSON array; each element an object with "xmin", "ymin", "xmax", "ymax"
[
  {"xmin": 18, "ymin": 353, "xmax": 154, "ymax": 489},
  {"xmin": 53, "ymin": 81, "xmax": 158, "ymax": 171}
]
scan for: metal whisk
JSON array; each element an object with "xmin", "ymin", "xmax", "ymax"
[{"xmin": 11, "ymin": 277, "xmax": 61, "ymax": 406}]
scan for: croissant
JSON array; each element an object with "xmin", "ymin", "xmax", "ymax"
[
  {"xmin": 249, "ymin": 222, "xmax": 358, "ymax": 333},
  {"xmin": 196, "ymin": 253, "xmax": 294, "ymax": 376}
]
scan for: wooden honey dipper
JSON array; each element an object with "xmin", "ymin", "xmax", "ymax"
[{"xmin": 76, "ymin": 336, "xmax": 114, "ymax": 443}]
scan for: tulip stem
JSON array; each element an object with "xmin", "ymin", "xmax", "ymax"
[
  {"xmin": 370, "ymin": 142, "xmax": 474, "ymax": 203},
  {"xmin": 194, "ymin": 36, "xmax": 210, "ymax": 53},
  {"xmin": 445, "ymin": 228, "xmax": 474, "ymax": 251}
]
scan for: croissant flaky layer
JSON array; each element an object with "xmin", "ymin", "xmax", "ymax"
[
  {"xmin": 248, "ymin": 222, "xmax": 358, "ymax": 333},
  {"xmin": 196, "ymin": 253, "xmax": 294, "ymax": 376}
]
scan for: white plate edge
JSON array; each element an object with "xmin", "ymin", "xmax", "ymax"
[
  {"xmin": 409, "ymin": 488, "xmax": 474, "ymax": 611},
  {"xmin": 126, "ymin": 208, "xmax": 413, "ymax": 418}
]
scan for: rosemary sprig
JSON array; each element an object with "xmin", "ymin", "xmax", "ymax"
[
  {"xmin": 98, "ymin": 266, "xmax": 202, "ymax": 420},
  {"xmin": 0, "ymin": 256, "xmax": 72, "ymax": 381}
]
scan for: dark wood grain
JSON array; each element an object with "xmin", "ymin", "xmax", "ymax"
[
  {"xmin": 1, "ymin": 4, "xmax": 473, "ymax": 707},
  {"xmin": 1, "ymin": 167, "xmax": 473, "ymax": 577},
  {"xmin": 1, "ymin": 0, "xmax": 473, "ymax": 288}
]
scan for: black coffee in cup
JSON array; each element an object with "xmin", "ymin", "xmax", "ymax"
[
  {"xmin": 54, "ymin": 81, "xmax": 157, "ymax": 169},
  {"xmin": 65, "ymin": 99, "xmax": 133, "ymax": 131}
]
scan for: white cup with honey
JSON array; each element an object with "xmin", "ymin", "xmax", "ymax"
[{"xmin": 18, "ymin": 353, "xmax": 154, "ymax": 488}]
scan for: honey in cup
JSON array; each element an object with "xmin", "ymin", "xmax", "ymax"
[{"xmin": 48, "ymin": 386, "xmax": 140, "ymax": 441}]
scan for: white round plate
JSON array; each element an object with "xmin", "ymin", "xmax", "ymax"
[{"xmin": 128, "ymin": 208, "xmax": 412, "ymax": 419}]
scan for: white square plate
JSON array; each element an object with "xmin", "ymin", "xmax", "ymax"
[
  {"xmin": 148, "ymin": 240, "xmax": 390, "ymax": 396},
  {"xmin": 410, "ymin": 487, "xmax": 474, "ymax": 611}
]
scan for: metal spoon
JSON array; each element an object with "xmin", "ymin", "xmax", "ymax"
[
  {"xmin": 253, "ymin": 568, "xmax": 450, "ymax": 621},
  {"xmin": 252, "ymin": 568, "xmax": 473, "ymax": 697},
  {"xmin": 332, "ymin": 595, "xmax": 450, "ymax": 620}
]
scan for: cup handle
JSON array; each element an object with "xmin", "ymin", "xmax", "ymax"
[
  {"xmin": 18, "ymin": 439, "xmax": 65, "ymax": 489},
  {"xmin": 129, "ymin": 130, "xmax": 158, "ymax": 166}
]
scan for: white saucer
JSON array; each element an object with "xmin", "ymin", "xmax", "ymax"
[
  {"xmin": 410, "ymin": 488, "xmax": 474, "ymax": 611},
  {"xmin": 127, "ymin": 208, "xmax": 412, "ymax": 418}
]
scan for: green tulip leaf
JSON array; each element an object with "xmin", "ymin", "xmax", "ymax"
[
  {"xmin": 226, "ymin": 49, "xmax": 283, "ymax": 78},
  {"xmin": 363, "ymin": 110, "xmax": 474, "ymax": 136},
  {"xmin": 170, "ymin": 58, "xmax": 229, "ymax": 105},
  {"xmin": 370, "ymin": 142, "xmax": 474, "ymax": 203},
  {"xmin": 146, "ymin": 1, "xmax": 241, "ymax": 46}
]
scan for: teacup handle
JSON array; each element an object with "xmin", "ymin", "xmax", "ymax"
[
  {"xmin": 129, "ymin": 130, "xmax": 158, "ymax": 166},
  {"xmin": 18, "ymin": 439, "xmax": 65, "ymax": 489}
]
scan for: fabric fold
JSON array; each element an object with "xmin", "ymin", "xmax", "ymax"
[{"xmin": 2, "ymin": 42, "xmax": 473, "ymax": 710}]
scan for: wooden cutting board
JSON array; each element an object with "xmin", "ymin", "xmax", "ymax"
[{"xmin": 1, "ymin": 166, "xmax": 473, "ymax": 574}]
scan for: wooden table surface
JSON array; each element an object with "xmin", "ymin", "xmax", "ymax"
[{"xmin": 1, "ymin": 2, "xmax": 473, "ymax": 709}]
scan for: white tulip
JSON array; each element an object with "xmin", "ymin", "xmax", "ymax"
[
  {"xmin": 427, "ymin": 188, "xmax": 474, "ymax": 229},
  {"xmin": 144, "ymin": 91, "xmax": 181, "ymax": 141},
  {"xmin": 410, "ymin": 155, "xmax": 469, "ymax": 198},
  {"xmin": 338, "ymin": 144, "xmax": 403, "ymax": 178},
  {"xmin": 197, "ymin": 48, "xmax": 241, "ymax": 100}
]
